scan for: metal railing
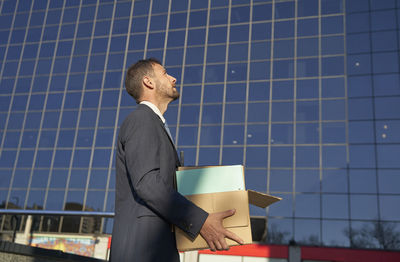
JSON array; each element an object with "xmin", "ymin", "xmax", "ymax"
[
  {"xmin": 0, "ymin": 209, "xmax": 114, "ymax": 217},
  {"xmin": 0, "ymin": 209, "xmax": 115, "ymax": 242}
]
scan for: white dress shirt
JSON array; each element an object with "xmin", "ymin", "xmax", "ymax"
[{"xmin": 140, "ymin": 101, "xmax": 165, "ymax": 123}]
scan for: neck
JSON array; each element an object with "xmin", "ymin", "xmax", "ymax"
[
  {"xmin": 153, "ymin": 100, "xmax": 169, "ymax": 115},
  {"xmin": 142, "ymin": 98, "xmax": 170, "ymax": 115}
]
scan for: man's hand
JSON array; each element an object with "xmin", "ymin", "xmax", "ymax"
[{"xmin": 199, "ymin": 209, "xmax": 244, "ymax": 251}]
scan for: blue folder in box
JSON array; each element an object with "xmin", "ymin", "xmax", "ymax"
[{"xmin": 176, "ymin": 165, "xmax": 245, "ymax": 195}]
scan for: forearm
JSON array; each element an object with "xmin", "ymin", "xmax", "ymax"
[{"xmin": 134, "ymin": 169, "xmax": 208, "ymax": 238}]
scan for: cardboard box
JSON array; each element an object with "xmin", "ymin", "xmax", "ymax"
[{"xmin": 175, "ymin": 165, "xmax": 281, "ymax": 251}]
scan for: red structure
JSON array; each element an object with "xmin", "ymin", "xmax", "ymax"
[{"xmin": 198, "ymin": 244, "xmax": 400, "ymax": 262}]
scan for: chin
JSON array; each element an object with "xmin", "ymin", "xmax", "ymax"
[{"xmin": 171, "ymin": 91, "xmax": 180, "ymax": 101}]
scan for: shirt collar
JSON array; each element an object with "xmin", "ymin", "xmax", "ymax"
[{"xmin": 140, "ymin": 101, "xmax": 166, "ymax": 123}]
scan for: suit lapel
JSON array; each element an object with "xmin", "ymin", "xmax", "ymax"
[
  {"xmin": 156, "ymin": 119, "xmax": 181, "ymax": 166},
  {"xmin": 139, "ymin": 104, "xmax": 181, "ymax": 166}
]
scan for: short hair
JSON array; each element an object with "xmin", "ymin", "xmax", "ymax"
[{"xmin": 125, "ymin": 58, "xmax": 161, "ymax": 104}]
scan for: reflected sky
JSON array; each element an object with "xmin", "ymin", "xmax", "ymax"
[{"xmin": 0, "ymin": 0, "xmax": 399, "ymax": 250}]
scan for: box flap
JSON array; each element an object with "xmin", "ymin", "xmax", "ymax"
[
  {"xmin": 184, "ymin": 190, "xmax": 249, "ymax": 228},
  {"xmin": 248, "ymin": 190, "xmax": 282, "ymax": 208}
]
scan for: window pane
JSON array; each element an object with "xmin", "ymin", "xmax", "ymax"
[
  {"xmin": 373, "ymin": 74, "xmax": 400, "ymax": 96},
  {"xmin": 92, "ymin": 149, "xmax": 111, "ymax": 168},
  {"xmin": 13, "ymin": 169, "xmax": 30, "ymax": 188},
  {"xmin": 322, "ymin": 194, "xmax": 348, "ymax": 219},
  {"xmin": 296, "ymin": 170, "xmax": 319, "ymax": 193},
  {"xmin": 253, "ymin": 3, "xmax": 272, "ymax": 21},
  {"xmin": 380, "ymin": 196, "xmax": 400, "ymax": 221},
  {"xmin": 210, "ymin": 8, "xmax": 228, "ymax": 25},
  {"xmin": 89, "ymin": 169, "xmax": 108, "ymax": 189},
  {"xmin": 347, "ymin": 75, "xmax": 372, "ymax": 97},
  {"xmin": 296, "ymin": 123, "xmax": 319, "ymax": 144},
  {"xmin": 347, "ymin": 33, "xmax": 370, "ymax": 54},
  {"xmin": 178, "ymin": 126, "xmax": 198, "ymax": 146},
  {"xmin": 206, "ymin": 45, "xmax": 226, "ymax": 63},
  {"xmin": 46, "ymin": 190, "xmax": 65, "ymax": 210},
  {"xmin": 378, "ymin": 170, "xmax": 400, "ymax": 194},
  {"xmin": 322, "ymin": 100, "xmax": 345, "ymax": 120},
  {"xmin": 50, "ymin": 169, "xmax": 68, "ymax": 189},
  {"xmin": 376, "ymin": 120, "xmax": 400, "ymax": 143},
  {"xmin": 252, "ymin": 22, "xmax": 272, "ymax": 41},
  {"xmin": 322, "ymin": 35, "xmax": 344, "ymax": 55},
  {"xmin": 371, "ymin": 10, "xmax": 396, "ymax": 31},
  {"xmin": 57, "ymin": 130, "xmax": 75, "ymax": 148},
  {"xmin": 377, "ymin": 145, "xmax": 400, "ymax": 168},
  {"xmin": 322, "ymin": 169, "xmax": 347, "ymax": 193},
  {"xmin": 373, "ymin": 52, "xmax": 399, "ymax": 74},
  {"xmin": 229, "ymin": 43, "xmax": 248, "ymax": 62},
  {"xmin": 186, "ymin": 46, "xmax": 204, "ymax": 65},
  {"xmin": 346, "ymin": 13, "xmax": 369, "ymax": 33},
  {"xmin": 271, "ymin": 124, "xmax": 293, "ymax": 144},
  {"xmin": 322, "ymin": 77, "xmax": 345, "ymax": 98},
  {"xmin": 180, "ymin": 105, "xmax": 199, "ymax": 124},
  {"xmin": 296, "ymin": 146, "xmax": 319, "ymax": 167},
  {"xmin": 274, "ymin": 20, "xmax": 294, "ymax": 38},
  {"xmin": 221, "ymin": 147, "xmax": 243, "ymax": 165},
  {"xmin": 322, "ymin": 122, "xmax": 346, "ymax": 143},
  {"xmin": 375, "ymin": 97, "xmax": 400, "ymax": 119},
  {"xmin": 274, "ymin": 39, "xmax": 294, "ymax": 58},
  {"xmin": 270, "ymin": 146, "xmax": 293, "ymax": 168},
  {"xmin": 297, "ymin": 37, "xmax": 318, "ymax": 57},
  {"xmin": 350, "ymin": 169, "xmax": 377, "ymax": 193},
  {"xmin": 225, "ymin": 104, "xmax": 245, "ymax": 123},
  {"xmin": 322, "ymin": 146, "xmax": 346, "ymax": 168},
  {"xmin": 372, "ymin": 31, "xmax": 397, "ymax": 52},
  {"xmin": 322, "ymin": 220, "xmax": 350, "ymax": 247},
  {"xmin": 270, "ymin": 170, "xmax": 292, "ymax": 193},
  {"xmin": 245, "ymin": 169, "xmax": 267, "ymax": 193},
  {"xmin": 347, "ymin": 54, "xmax": 371, "ymax": 75},
  {"xmin": 69, "ymin": 169, "xmax": 88, "ymax": 189},
  {"xmin": 349, "ymin": 121, "xmax": 374, "ymax": 143},
  {"xmin": 298, "ymin": 18, "xmax": 318, "ymax": 36},
  {"xmin": 200, "ymin": 126, "xmax": 221, "ymax": 145},
  {"xmin": 246, "ymin": 147, "xmax": 268, "ymax": 168},
  {"xmin": 350, "ymin": 195, "xmax": 378, "ymax": 220},
  {"xmin": 349, "ymin": 145, "xmax": 376, "ymax": 168},
  {"xmin": 295, "ymin": 195, "xmax": 320, "ymax": 218},
  {"xmin": 73, "ymin": 149, "xmax": 91, "ymax": 168},
  {"xmin": 272, "ymin": 102, "xmax": 293, "ymax": 122},
  {"xmin": 223, "ymin": 125, "xmax": 244, "ymax": 145}
]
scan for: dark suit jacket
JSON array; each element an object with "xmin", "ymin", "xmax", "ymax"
[{"xmin": 110, "ymin": 104, "xmax": 208, "ymax": 262}]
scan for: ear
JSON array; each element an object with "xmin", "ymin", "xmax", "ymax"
[{"xmin": 143, "ymin": 76, "xmax": 155, "ymax": 90}]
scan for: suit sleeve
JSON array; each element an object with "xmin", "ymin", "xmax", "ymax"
[{"xmin": 122, "ymin": 114, "xmax": 208, "ymax": 239}]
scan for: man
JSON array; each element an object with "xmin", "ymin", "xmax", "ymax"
[{"xmin": 110, "ymin": 58, "xmax": 243, "ymax": 261}]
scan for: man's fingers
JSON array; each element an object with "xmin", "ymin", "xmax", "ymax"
[
  {"xmin": 214, "ymin": 240, "xmax": 223, "ymax": 251},
  {"xmin": 224, "ymin": 229, "xmax": 244, "ymax": 245},
  {"xmin": 219, "ymin": 209, "xmax": 236, "ymax": 219},
  {"xmin": 200, "ymin": 209, "xmax": 244, "ymax": 252},
  {"xmin": 220, "ymin": 238, "xmax": 229, "ymax": 250},
  {"xmin": 207, "ymin": 240, "xmax": 216, "ymax": 252}
]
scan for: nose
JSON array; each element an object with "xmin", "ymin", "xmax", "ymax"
[{"xmin": 170, "ymin": 75, "xmax": 176, "ymax": 84}]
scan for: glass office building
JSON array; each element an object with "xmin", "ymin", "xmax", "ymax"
[{"xmin": 0, "ymin": 0, "xmax": 399, "ymax": 251}]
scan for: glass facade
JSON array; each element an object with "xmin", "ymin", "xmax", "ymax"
[{"xmin": 0, "ymin": 0, "xmax": 399, "ymax": 250}]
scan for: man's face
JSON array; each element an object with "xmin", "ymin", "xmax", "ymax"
[{"xmin": 151, "ymin": 63, "xmax": 179, "ymax": 101}]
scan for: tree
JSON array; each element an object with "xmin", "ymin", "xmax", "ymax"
[
  {"xmin": 344, "ymin": 221, "xmax": 400, "ymax": 250},
  {"xmin": 265, "ymin": 223, "xmax": 290, "ymax": 244}
]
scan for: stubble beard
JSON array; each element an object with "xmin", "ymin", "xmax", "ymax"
[
  {"xmin": 155, "ymin": 80, "xmax": 180, "ymax": 101},
  {"xmin": 171, "ymin": 86, "xmax": 180, "ymax": 101}
]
